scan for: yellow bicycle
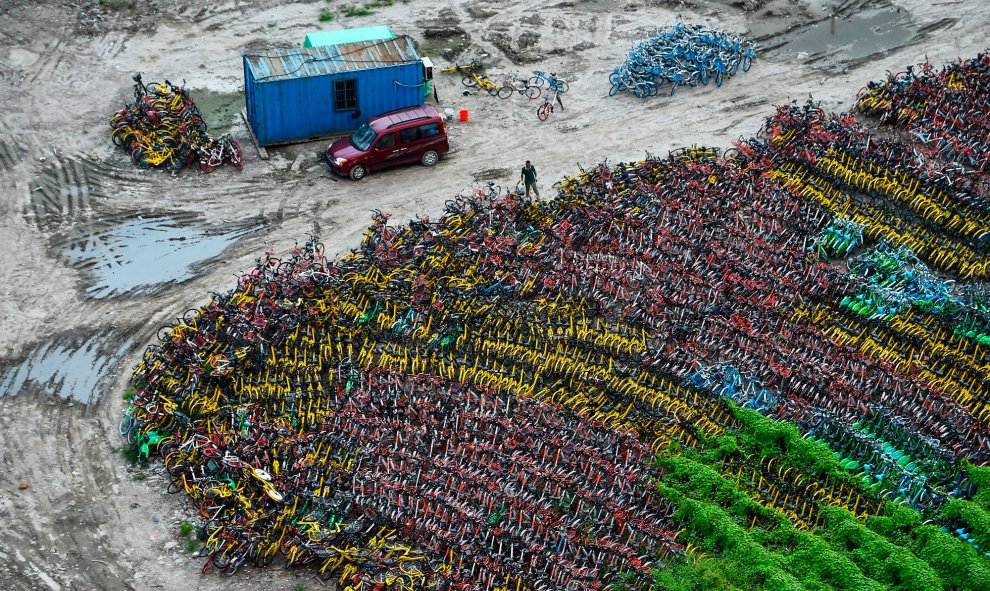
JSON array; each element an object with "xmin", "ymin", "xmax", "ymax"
[{"xmin": 441, "ymin": 62, "xmax": 502, "ymax": 96}]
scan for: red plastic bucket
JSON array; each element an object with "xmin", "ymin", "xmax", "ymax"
[{"xmin": 459, "ymin": 109, "xmax": 469, "ymax": 122}]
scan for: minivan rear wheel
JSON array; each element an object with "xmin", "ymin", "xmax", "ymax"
[
  {"xmin": 421, "ymin": 150, "xmax": 439, "ymax": 167},
  {"xmin": 349, "ymin": 164, "xmax": 367, "ymax": 180}
]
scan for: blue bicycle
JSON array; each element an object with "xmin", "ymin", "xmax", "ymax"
[{"xmin": 528, "ymin": 71, "xmax": 569, "ymax": 94}]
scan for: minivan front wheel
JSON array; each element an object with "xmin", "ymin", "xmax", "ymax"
[
  {"xmin": 421, "ymin": 150, "xmax": 439, "ymax": 167},
  {"xmin": 349, "ymin": 164, "xmax": 367, "ymax": 180}
]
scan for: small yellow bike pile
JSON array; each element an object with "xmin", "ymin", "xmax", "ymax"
[{"xmin": 109, "ymin": 73, "xmax": 243, "ymax": 173}]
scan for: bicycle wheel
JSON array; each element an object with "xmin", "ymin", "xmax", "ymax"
[
  {"xmin": 609, "ymin": 83, "xmax": 622, "ymax": 97},
  {"xmin": 132, "ymin": 148, "xmax": 151, "ymax": 169},
  {"xmin": 118, "ymin": 414, "xmax": 135, "ymax": 439},
  {"xmin": 556, "ymin": 80, "xmax": 569, "ymax": 93},
  {"xmin": 165, "ymin": 154, "xmax": 184, "ymax": 172},
  {"xmin": 145, "ymin": 82, "xmax": 167, "ymax": 96},
  {"xmin": 111, "ymin": 127, "xmax": 129, "ymax": 147},
  {"xmin": 229, "ymin": 140, "xmax": 244, "ymax": 169},
  {"xmin": 528, "ymin": 75, "xmax": 546, "ymax": 89},
  {"xmin": 715, "ymin": 70, "xmax": 724, "ymax": 87},
  {"xmin": 497, "ymin": 85, "xmax": 513, "ymax": 99},
  {"xmin": 524, "ymin": 84, "xmax": 541, "ymax": 99},
  {"xmin": 166, "ymin": 477, "xmax": 185, "ymax": 495},
  {"xmin": 461, "ymin": 76, "xmax": 477, "ymax": 87},
  {"xmin": 742, "ymin": 55, "xmax": 752, "ymax": 72},
  {"xmin": 537, "ymin": 103, "xmax": 551, "ymax": 121}
]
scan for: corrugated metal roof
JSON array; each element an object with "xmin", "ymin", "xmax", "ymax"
[{"xmin": 245, "ymin": 35, "xmax": 420, "ymax": 83}]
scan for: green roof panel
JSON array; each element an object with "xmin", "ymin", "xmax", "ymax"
[{"xmin": 303, "ymin": 25, "xmax": 395, "ymax": 48}]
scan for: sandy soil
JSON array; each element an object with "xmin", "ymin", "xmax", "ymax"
[{"xmin": 0, "ymin": 0, "xmax": 988, "ymax": 589}]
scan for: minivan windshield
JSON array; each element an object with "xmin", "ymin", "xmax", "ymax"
[{"xmin": 350, "ymin": 124, "xmax": 376, "ymax": 151}]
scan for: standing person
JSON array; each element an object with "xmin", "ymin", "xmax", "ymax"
[{"xmin": 520, "ymin": 160, "xmax": 539, "ymax": 199}]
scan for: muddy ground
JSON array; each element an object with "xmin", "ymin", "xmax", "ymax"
[{"xmin": 0, "ymin": 0, "xmax": 987, "ymax": 589}]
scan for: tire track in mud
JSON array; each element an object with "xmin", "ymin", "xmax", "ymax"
[
  {"xmin": 24, "ymin": 38, "xmax": 67, "ymax": 85},
  {"xmin": 187, "ymin": 0, "xmax": 282, "ymax": 27},
  {"xmin": 24, "ymin": 149, "xmax": 292, "ymax": 304},
  {"xmin": 0, "ymin": 24, "xmax": 30, "ymax": 50},
  {"xmin": 0, "ymin": 395, "xmax": 146, "ymax": 591},
  {"xmin": 25, "ymin": 155, "xmax": 149, "ymax": 231},
  {"xmin": 96, "ymin": 32, "xmax": 129, "ymax": 60},
  {"xmin": 25, "ymin": 152, "xmax": 285, "ymax": 300},
  {"xmin": 0, "ymin": 135, "xmax": 26, "ymax": 172}
]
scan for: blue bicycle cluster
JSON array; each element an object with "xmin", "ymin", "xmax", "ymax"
[
  {"xmin": 609, "ymin": 21, "xmax": 756, "ymax": 98},
  {"xmin": 687, "ymin": 363, "xmax": 780, "ymax": 416}
]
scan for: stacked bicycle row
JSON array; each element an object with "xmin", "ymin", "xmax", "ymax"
[
  {"xmin": 130, "ymin": 163, "xmax": 987, "ymax": 588},
  {"xmin": 741, "ymin": 101, "xmax": 990, "ymax": 278},
  {"xmin": 125, "ymin": 53, "xmax": 990, "ymax": 590},
  {"xmin": 543, "ymin": 156, "xmax": 987, "ymax": 512},
  {"xmin": 109, "ymin": 73, "xmax": 243, "ymax": 172},
  {"xmin": 609, "ymin": 21, "xmax": 755, "ymax": 98},
  {"xmin": 856, "ymin": 52, "xmax": 990, "ymax": 178}
]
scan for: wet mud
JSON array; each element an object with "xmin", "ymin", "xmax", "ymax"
[
  {"xmin": 0, "ymin": 330, "xmax": 135, "ymax": 403},
  {"xmin": 765, "ymin": 3, "xmax": 921, "ymax": 72}
]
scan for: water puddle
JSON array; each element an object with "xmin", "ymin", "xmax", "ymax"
[
  {"xmin": 56, "ymin": 212, "xmax": 269, "ymax": 299},
  {"xmin": 767, "ymin": 7, "xmax": 919, "ymax": 71},
  {"xmin": 0, "ymin": 332, "xmax": 134, "ymax": 404}
]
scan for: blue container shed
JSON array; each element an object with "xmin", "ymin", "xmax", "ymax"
[{"xmin": 243, "ymin": 35, "xmax": 425, "ymax": 146}]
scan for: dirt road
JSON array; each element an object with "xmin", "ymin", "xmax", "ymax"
[{"xmin": 0, "ymin": 0, "xmax": 987, "ymax": 589}]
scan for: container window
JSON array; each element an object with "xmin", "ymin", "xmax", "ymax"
[{"xmin": 334, "ymin": 79, "xmax": 357, "ymax": 111}]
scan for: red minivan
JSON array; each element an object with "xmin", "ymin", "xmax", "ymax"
[{"xmin": 325, "ymin": 105, "xmax": 449, "ymax": 180}]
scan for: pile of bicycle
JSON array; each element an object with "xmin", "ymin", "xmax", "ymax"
[
  {"xmin": 125, "ymin": 53, "xmax": 990, "ymax": 590},
  {"xmin": 109, "ymin": 73, "xmax": 243, "ymax": 172},
  {"xmin": 855, "ymin": 52, "xmax": 990, "ymax": 178},
  {"xmin": 609, "ymin": 21, "xmax": 756, "ymax": 98},
  {"xmin": 440, "ymin": 63, "xmax": 568, "ymax": 121}
]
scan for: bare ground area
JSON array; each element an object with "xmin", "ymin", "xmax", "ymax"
[{"xmin": 0, "ymin": 0, "xmax": 988, "ymax": 589}]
